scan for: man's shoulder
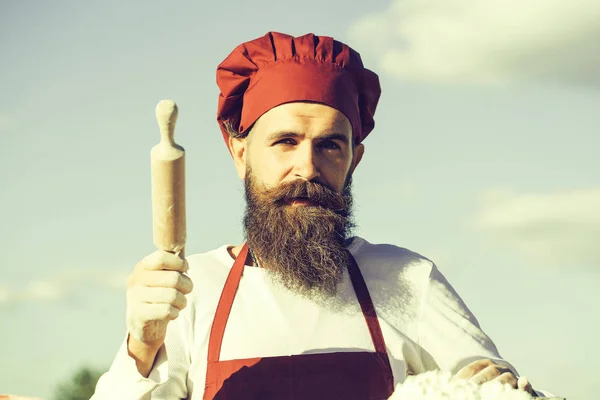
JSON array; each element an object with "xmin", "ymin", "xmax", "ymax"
[
  {"xmin": 350, "ymin": 237, "xmax": 436, "ymax": 323},
  {"xmin": 349, "ymin": 236, "xmax": 435, "ymax": 278},
  {"xmin": 350, "ymin": 236, "xmax": 434, "ymax": 264}
]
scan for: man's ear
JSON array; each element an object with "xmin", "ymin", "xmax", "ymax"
[
  {"xmin": 349, "ymin": 143, "xmax": 364, "ymax": 175},
  {"xmin": 228, "ymin": 136, "xmax": 247, "ymax": 179}
]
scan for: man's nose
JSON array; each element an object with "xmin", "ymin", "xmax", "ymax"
[{"xmin": 293, "ymin": 143, "xmax": 320, "ymax": 181}]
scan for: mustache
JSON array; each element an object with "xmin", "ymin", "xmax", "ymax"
[{"xmin": 266, "ymin": 180, "xmax": 349, "ymax": 212}]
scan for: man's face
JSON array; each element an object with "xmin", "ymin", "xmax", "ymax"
[
  {"xmin": 232, "ymin": 102, "xmax": 363, "ymax": 195},
  {"xmin": 229, "ymin": 102, "xmax": 365, "ymax": 298}
]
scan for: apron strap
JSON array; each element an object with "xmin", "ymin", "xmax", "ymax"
[
  {"xmin": 346, "ymin": 252, "xmax": 388, "ymax": 354},
  {"xmin": 207, "ymin": 243, "xmax": 249, "ymax": 363}
]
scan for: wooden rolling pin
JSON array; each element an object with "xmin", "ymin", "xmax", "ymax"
[{"xmin": 151, "ymin": 99, "xmax": 186, "ymax": 256}]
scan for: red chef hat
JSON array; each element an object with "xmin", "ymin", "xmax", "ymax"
[{"xmin": 216, "ymin": 32, "xmax": 381, "ymax": 152}]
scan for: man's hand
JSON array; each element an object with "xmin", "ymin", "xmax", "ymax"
[
  {"xmin": 454, "ymin": 359, "xmax": 534, "ymax": 394},
  {"xmin": 126, "ymin": 250, "xmax": 193, "ymax": 344},
  {"xmin": 125, "ymin": 250, "xmax": 193, "ymax": 376}
]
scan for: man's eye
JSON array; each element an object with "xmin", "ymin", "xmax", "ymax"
[
  {"xmin": 275, "ymin": 139, "xmax": 295, "ymax": 145},
  {"xmin": 320, "ymin": 141, "xmax": 340, "ymax": 150}
]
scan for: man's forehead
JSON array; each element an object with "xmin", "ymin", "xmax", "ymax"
[{"xmin": 252, "ymin": 102, "xmax": 353, "ymax": 139}]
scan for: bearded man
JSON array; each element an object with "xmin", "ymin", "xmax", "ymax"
[{"xmin": 92, "ymin": 32, "xmax": 551, "ymax": 399}]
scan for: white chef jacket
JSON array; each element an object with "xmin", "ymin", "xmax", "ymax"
[{"xmin": 92, "ymin": 236, "xmax": 544, "ymax": 399}]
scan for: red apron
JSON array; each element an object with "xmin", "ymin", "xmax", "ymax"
[{"xmin": 203, "ymin": 243, "xmax": 395, "ymax": 400}]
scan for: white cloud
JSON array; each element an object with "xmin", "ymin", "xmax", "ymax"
[
  {"xmin": 0, "ymin": 281, "xmax": 64, "ymax": 306},
  {"xmin": 24, "ymin": 281, "xmax": 64, "ymax": 301},
  {"xmin": 50, "ymin": 268, "xmax": 130, "ymax": 289},
  {"xmin": 473, "ymin": 188, "xmax": 600, "ymax": 267},
  {"xmin": 0, "ymin": 269, "xmax": 130, "ymax": 306},
  {"xmin": 348, "ymin": 0, "xmax": 600, "ymax": 86}
]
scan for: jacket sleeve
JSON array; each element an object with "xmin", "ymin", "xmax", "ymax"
[
  {"xmin": 417, "ymin": 263, "xmax": 554, "ymax": 398},
  {"xmin": 91, "ymin": 310, "xmax": 192, "ymax": 400}
]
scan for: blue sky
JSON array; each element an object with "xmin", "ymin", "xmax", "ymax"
[{"xmin": 1, "ymin": 1, "xmax": 599, "ymax": 398}]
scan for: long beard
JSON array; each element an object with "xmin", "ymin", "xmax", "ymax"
[{"xmin": 243, "ymin": 171, "xmax": 356, "ymax": 298}]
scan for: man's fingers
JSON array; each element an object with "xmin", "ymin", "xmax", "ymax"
[
  {"xmin": 135, "ymin": 287, "xmax": 188, "ymax": 310},
  {"xmin": 492, "ymin": 372, "xmax": 518, "ymax": 388},
  {"xmin": 453, "ymin": 359, "xmax": 532, "ymax": 392},
  {"xmin": 518, "ymin": 377, "xmax": 533, "ymax": 394},
  {"xmin": 468, "ymin": 364, "xmax": 513, "ymax": 385},
  {"xmin": 137, "ymin": 250, "xmax": 189, "ymax": 272},
  {"xmin": 455, "ymin": 359, "xmax": 494, "ymax": 380},
  {"xmin": 138, "ymin": 270, "xmax": 194, "ymax": 294},
  {"xmin": 137, "ymin": 303, "xmax": 181, "ymax": 321}
]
